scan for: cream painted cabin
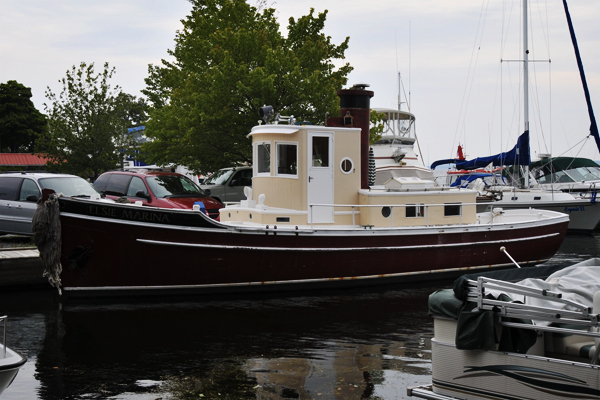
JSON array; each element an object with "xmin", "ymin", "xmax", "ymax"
[{"xmin": 219, "ymin": 124, "xmax": 477, "ymax": 228}]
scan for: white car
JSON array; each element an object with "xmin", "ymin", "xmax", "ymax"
[{"xmin": 0, "ymin": 172, "xmax": 104, "ymax": 236}]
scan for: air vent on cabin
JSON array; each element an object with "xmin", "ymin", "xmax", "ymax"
[
  {"xmin": 276, "ymin": 217, "xmax": 291, "ymax": 223},
  {"xmin": 534, "ymin": 197, "xmax": 541, "ymax": 200}
]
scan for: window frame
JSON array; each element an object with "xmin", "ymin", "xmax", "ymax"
[
  {"xmin": 254, "ymin": 141, "xmax": 272, "ymax": 176},
  {"xmin": 406, "ymin": 203, "xmax": 425, "ymax": 218},
  {"xmin": 274, "ymin": 141, "xmax": 299, "ymax": 178},
  {"xmin": 444, "ymin": 203, "xmax": 462, "ymax": 217}
]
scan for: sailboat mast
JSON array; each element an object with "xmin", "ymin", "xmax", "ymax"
[{"xmin": 522, "ymin": 0, "xmax": 530, "ymax": 187}]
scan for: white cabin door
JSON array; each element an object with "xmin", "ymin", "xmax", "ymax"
[{"xmin": 307, "ymin": 132, "xmax": 334, "ymax": 223}]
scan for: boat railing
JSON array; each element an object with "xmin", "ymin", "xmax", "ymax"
[
  {"xmin": 1, "ymin": 315, "xmax": 6, "ymax": 359},
  {"xmin": 308, "ymin": 201, "xmax": 513, "ymax": 229},
  {"xmin": 465, "ymin": 276, "xmax": 600, "ymax": 364}
]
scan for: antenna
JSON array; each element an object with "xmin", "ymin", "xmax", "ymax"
[
  {"xmin": 395, "ymin": 31, "xmax": 401, "ymax": 111},
  {"xmin": 408, "ymin": 20, "xmax": 411, "ymax": 112}
]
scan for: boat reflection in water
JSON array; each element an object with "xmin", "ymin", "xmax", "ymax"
[{"xmin": 9, "ymin": 286, "xmax": 433, "ymax": 400}]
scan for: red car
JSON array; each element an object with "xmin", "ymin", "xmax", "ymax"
[{"xmin": 93, "ymin": 169, "xmax": 223, "ymax": 220}]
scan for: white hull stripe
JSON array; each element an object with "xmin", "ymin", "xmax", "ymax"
[{"xmin": 136, "ymin": 232, "xmax": 560, "ymax": 252}]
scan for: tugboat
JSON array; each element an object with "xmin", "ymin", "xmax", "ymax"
[{"xmin": 36, "ymin": 84, "xmax": 569, "ymax": 298}]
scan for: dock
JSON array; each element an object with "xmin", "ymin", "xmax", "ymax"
[{"xmin": 0, "ymin": 247, "xmax": 47, "ymax": 290}]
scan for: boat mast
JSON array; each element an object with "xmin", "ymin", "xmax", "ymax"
[
  {"xmin": 522, "ymin": 0, "xmax": 530, "ymax": 187},
  {"xmin": 562, "ymin": 0, "xmax": 600, "ymax": 155}
]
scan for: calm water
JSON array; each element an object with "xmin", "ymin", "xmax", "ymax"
[{"xmin": 2, "ymin": 233, "xmax": 600, "ymax": 400}]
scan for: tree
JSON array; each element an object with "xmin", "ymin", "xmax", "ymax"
[
  {"xmin": 0, "ymin": 80, "xmax": 46, "ymax": 153},
  {"xmin": 370, "ymin": 109, "xmax": 385, "ymax": 145},
  {"xmin": 142, "ymin": 0, "xmax": 352, "ymax": 174},
  {"xmin": 38, "ymin": 62, "xmax": 145, "ymax": 179}
]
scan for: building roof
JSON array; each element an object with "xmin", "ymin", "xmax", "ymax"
[{"xmin": 0, "ymin": 153, "xmax": 49, "ymax": 166}]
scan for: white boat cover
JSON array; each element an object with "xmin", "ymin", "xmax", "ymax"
[{"xmin": 511, "ymin": 258, "xmax": 600, "ymax": 326}]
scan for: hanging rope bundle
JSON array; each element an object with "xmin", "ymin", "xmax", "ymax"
[
  {"xmin": 368, "ymin": 147, "xmax": 376, "ymax": 186},
  {"xmin": 32, "ymin": 191, "xmax": 63, "ymax": 295}
]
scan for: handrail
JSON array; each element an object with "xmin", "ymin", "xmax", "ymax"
[
  {"xmin": 308, "ymin": 201, "xmax": 504, "ymax": 228},
  {"xmin": 465, "ymin": 276, "xmax": 600, "ymax": 364}
]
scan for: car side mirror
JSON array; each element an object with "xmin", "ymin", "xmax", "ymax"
[
  {"xmin": 230, "ymin": 179, "xmax": 239, "ymax": 186},
  {"xmin": 26, "ymin": 195, "xmax": 39, "ymax": 202},
  {"xmin": 203, "ymin": 189, "xmax": 211, "ymax": 196},
  {"xmin": 135, "ymin": 190, "xmax": 150, "ymax": 200}
]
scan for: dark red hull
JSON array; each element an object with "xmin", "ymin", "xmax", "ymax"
[{"xmin": 56, "ymin": 198, "xmax": 569, "ymax": 297}]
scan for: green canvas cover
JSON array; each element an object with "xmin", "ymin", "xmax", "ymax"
[
  {"xmin": 531, "ymin": 157, "xmax": 599, "ymax": 175},
  {"xmin": 428, "ymin": 289, "xmax": 464, "ymax": 319}
]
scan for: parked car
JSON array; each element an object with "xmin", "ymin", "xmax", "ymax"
[
  {"xmin": 93, "ymin": 169, "xmax": 223, "ymax": 219},
  {"xmin": 0, "ymin": 172, "xmax": 104, "ymax": 236},
  {"xmin": 200, "ymin": 166, "xmax": 252, "ymax": 203}
]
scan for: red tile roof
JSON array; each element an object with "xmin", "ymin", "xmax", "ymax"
[{"xmin": 0, "ymin": 153, "xmax": 49, "ymax": 166}]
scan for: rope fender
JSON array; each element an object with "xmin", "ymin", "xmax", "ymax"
[{"xmin": 32, "ymin": 190, "xmax": 63, "ymax": 295}]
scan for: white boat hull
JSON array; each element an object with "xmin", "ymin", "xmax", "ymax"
[
  {"xmin": 0, "ymin": 345, "xmax": 26, "ymax": 396},
  {"xmin": 430, "ymin": 338, "xmax": 600, "ymax": 400}
]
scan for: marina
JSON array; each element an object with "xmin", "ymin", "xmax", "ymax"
[
  {"xmin": 0, "ymin": 232, "xmax": 599, "ymax": 399},
  {"xmin": 0, "ymin": 0, "xmax": 597, "ymax": 398}
]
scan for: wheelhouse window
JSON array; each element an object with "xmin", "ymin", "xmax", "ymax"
[
  {"xmin": 256, "ymin": 142, "xmax": 271, "ymax": 175},
  {"xmin": 444, "ymin": 203, "xmax": 462, "ymax": 216},
  {"xmin": 406, "ymin": 204, "xmax": 425, "ymax": 218},
  {"xmin": 276, "ymin": 142, "xmax": 298, "ymax": 176}
]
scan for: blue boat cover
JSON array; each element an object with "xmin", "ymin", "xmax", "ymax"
[
  {"xmin": 431, "ymin": 131, "xmax": 530, "ymax": 170},
  {"xmin": 451, "ymin": 173, "xmax": 493, "ymax": 187}
]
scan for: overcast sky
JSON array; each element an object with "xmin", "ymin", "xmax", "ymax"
[{"xmin": 1, "ymin": 0, "xmax": 598, "ymax": 165}]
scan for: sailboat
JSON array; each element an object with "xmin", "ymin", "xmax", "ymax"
[{"xmin": 431, "ymin": 0, "xmax": 600, "ymax": 233}]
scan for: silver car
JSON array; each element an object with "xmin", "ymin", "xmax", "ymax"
[
  {"xmin": 200, "ymin": 167, "xmax": 252, "ymax": 203},
  {"xmin": 0, "ymin": 172, "xmax": 103, "ymax": 236}
]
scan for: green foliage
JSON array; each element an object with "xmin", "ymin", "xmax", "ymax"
[
  {"xmin": 38, "ymin": 62, "xmax": 147, "ymax": 179},
  {"xmin": 142, "ymin": 0, "xmax": 352, "ymax": 174},
  {"xmin": 163, "ymin": 361, "xmax": 258, "ymax": 399},
  {"xmin": 0, "ymin": 80, "xmax": 46, "ymax": 153},
  {"xmin": 369, "ymin": 109, "xmax": 385, "ymax": 145}
]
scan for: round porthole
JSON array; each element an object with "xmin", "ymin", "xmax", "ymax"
[
  {"xmin": 381, "ymin": 206, "xmax": 391, "ymax": 218},
  {"xmin": 340, "ymin": 157, "xmax": 354, "ymax": 174}
]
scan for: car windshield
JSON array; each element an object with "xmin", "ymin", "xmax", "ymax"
[
  {"xmin": 146, "ymin": 175, "xmax": 207, "ymax": 198},
  {"xmin": 39, "ymin": 177, "xmax": 100, "ymax": 197},
  {"xmin": 204, "ymin": 169, "xmax": 234, "ymax": 185}
]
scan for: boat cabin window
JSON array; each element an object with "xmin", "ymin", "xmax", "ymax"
[
  {"xmin": 406, "ymin": 204, "xmax": 425, "ymax": 218},
  {"xmin": 312, "ymin": 136, "xmax": 329, "ymax": 167},
  {"xmin": 444, "ymin": 203, "xmax": 462, "ymax": 216},
  {"xmin": 255, "ymin": 142, "xmax": 271, "ymax": 175},
  {"xmin": 276, "ymin": 142, "xmax": 298, "ymax": 176},
  {"xmin": 340, "ymin": 157, "xmax": 354, "ymax": 174}
]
